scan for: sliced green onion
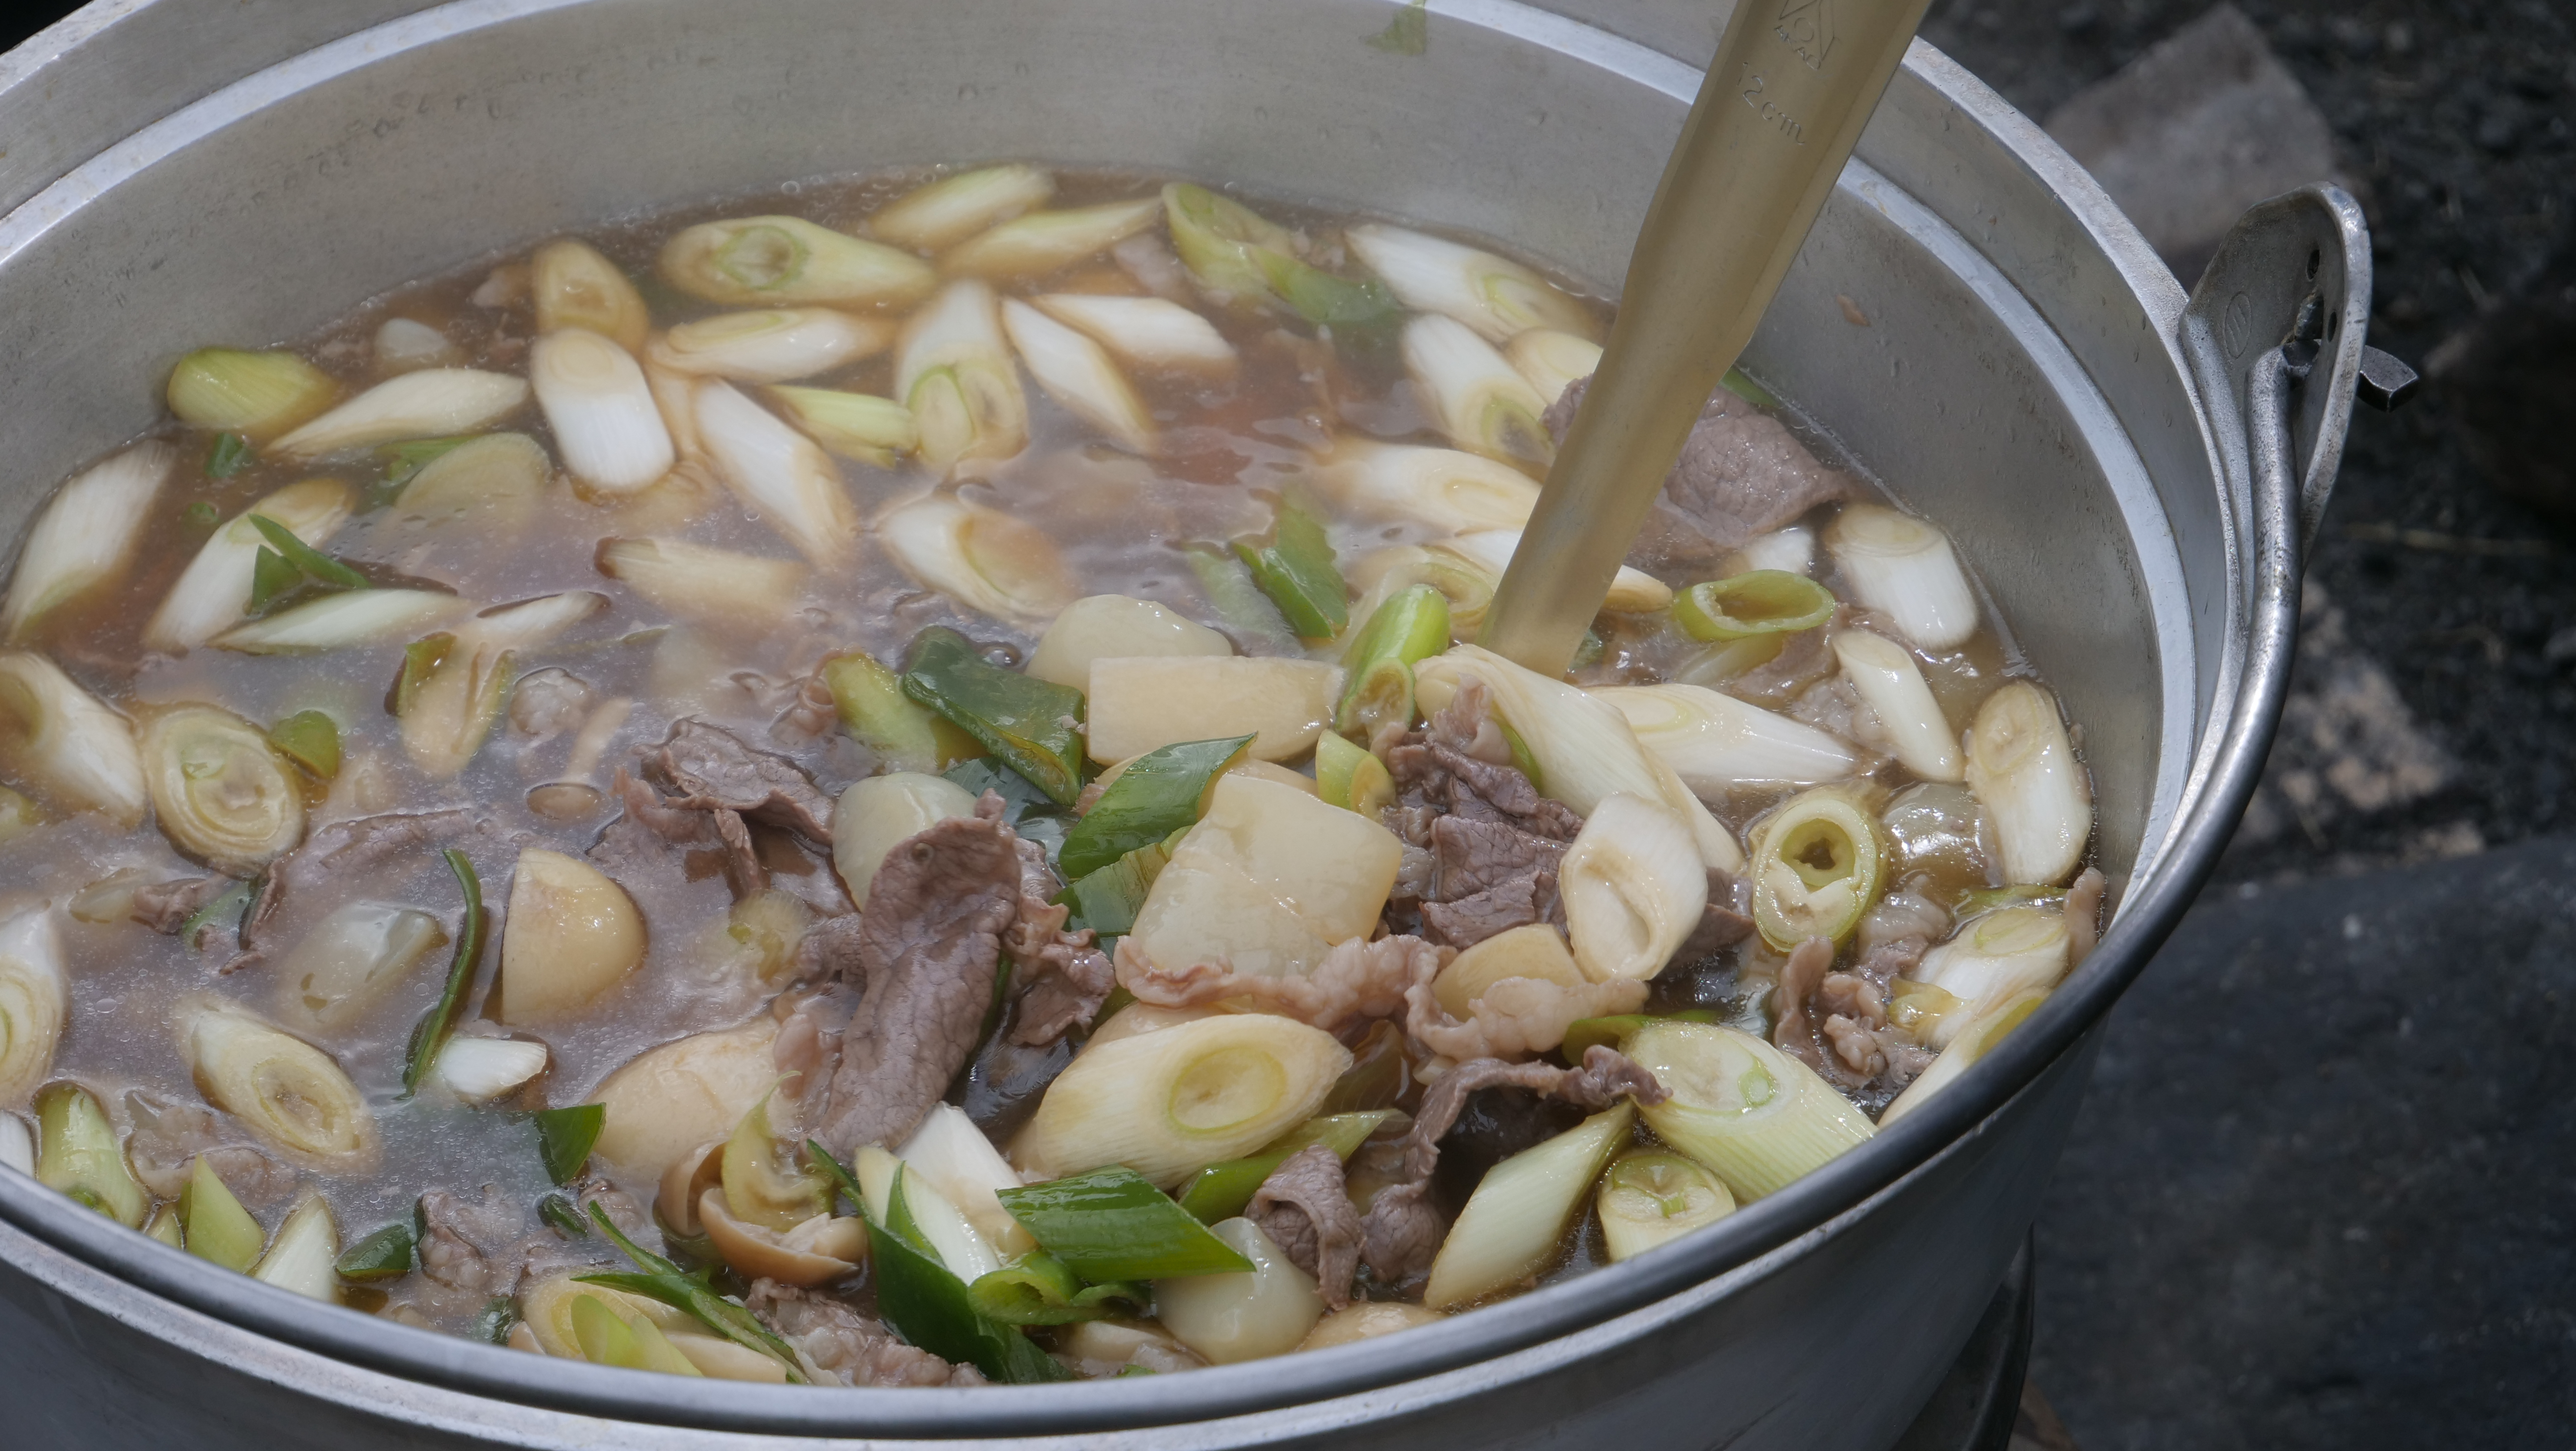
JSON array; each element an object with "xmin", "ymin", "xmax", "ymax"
[
  {"xmin": 1162, "ymin": 183, "xmax": 1300, "ymax": 301},
  {"xmin": 806, "ymin": 1147, "xmax": 1069, "ymax": 1384},
  {"xmin": 1172, "ymin": 1112, "xmax": 1391, "ymax": 1224},
  {"xmin": 34, "ymin": 1082, "xmax": 147, "ymax": 1227},
  {"xmin": 183, "ymin": 501, "xmax": 220, "ymax": 529},
  {"xmin": 768, "ymin": 386, "xmax": 919, "ymax": 469},
  {"xmin": 400, "ymin": 848, "xmax": 486, "ymax": 1096},
  {"xmin": 247, "ymin": 513, "xmax": 368, "ymax": 592},
  {"xmin": 335, "ymin": 1215, "xmax": 420, "ymax": 1281},
  {"xmin": 473, "ymin": 1296, "xmax": 520, "ymax": 1345},
  {"xmin": 535, "ymin": 1104, "xmax": 607, "ymax": 1186},
  {"xmin": 1675, "ymin": 570, "xmax": 1836, "ymax": 642},
  {"xmin": 1313, "ymin": 729, "xmax": 1395, "ymax": 815},
  {"xmin": 576, "ymin": 1204, "xmax": 807, "ymax": 1382},
  {"xmin": 1058, "ymin": 734, "xmax": 1251, "ymax": 879},
  {"xmin": 1624, "ymin": 1021, "xmax": 1875, "ymax": 1202},
  {"xmin": 266, "ymin": 710, "xmax": 341, "ymax": 778},
  {"xmin": 178, "ymin": 1155, "xmax": 266, "ymax": 1272},
  {"xmin": 1231, "ymin": 495, "xmax": 1347, "ymax": 640},
  {"xmin": 1557, "ymin": 1010, "xmax": 1718, "ymax": 1061},
  {"xmin": 1056, "ymin": 840, "xmax": 1169, "ymax": 940},
  {"xmin": 901, "ymin": 626, "xmax": 1086, "ymax": 806},
  {"xmin": 538, "ymin": 1191, "xmax": 590, "ymax": 1237},
  {"xmin": 820, "ymin": 648, "xmax": 981, "ymax": 776},
  {"xmin": 1255, "ymin": 250, "xmax": 1402, "ymax": 331},
  {"xmin": 1336, "ymin": 583, "xmax": 1449, "ymax": 736},
  {"xmin": 205, "ymin": 432, "xmax": 253, "ymax": 479},
  {"xmin": 245, "ymin": 548, "xmax": 302, "ymax": 615},
  {"xmin": 1749, "ymin": 787, "xmax": 1887, "ymax": 950},
  {"xmin": 1182, "ymin": 544, "xmax": 1298, "ymax": 649},
  {"xmin": 967, "ymin": 1253, "xmax": 1147, "ymax": 1325},
  {"xmin": 165, "ymin": 348, "xmax": 339, "ymax": 443},
  {"xmin": 1597, "ymin": 1150, "xmax": 1735, "ymax": 1262},
  {"xmin": 995, "ymin": 1166, "xmax": 1255, "ymax": 1281}
]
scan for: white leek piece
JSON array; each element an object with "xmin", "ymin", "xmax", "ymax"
[
  {"xmin": 0, "ymin": 653, "xmax": 145, "ymax": 826},
  {"xmin": 1435, "ymin": 531, "xmax": 1669, "ymax": 614},
  {"xmin": 1023, "ymin": 594, "xmax": 1232, "ymax": 689},
  {"xmin": 832, "ymin": 772, "xmax": 979, "ymax": 903},
  {"xmin": 1729, "ymin": 526, "xmax": 1816, "ymax": 577},
  {"xmin": 0, "ymin": 909, "xmax": 65, "ymax": 1108},
  {"xmin": 144, "ymin": 477, "xmax": 353, "ymax": 652},
  {"xmin": 1033, "ymin": 293, "xmax": 1236, "ymax": 374},
  {"xmin": 398, "ymin": 591, "xmax": 603, "ymax": 777},
  {"xmin": 275, "ymin": 900, "xmax": 449, "ymax": 1033},
  {"xmin": 1311, "ymin": 441, "xmax": 1539, "ymax": 535},
  {"xmin": 1596, "ymin": 682, "xmax": 1857, "ymax": 792},
  {"xmin": 1424, "ymin": 1104, "xmax": 1632, "ymax": 1309},
  {"xmin": 1880, "ymin": 988, "xmax": 2049, "ymax": 1125},
  {"xmin": 1344, "ymin": 223, "xmax": 1599, "ymax": 342},
  {"xmin": 1623, "ymin": 1021, "xmax": 1873, "ymax": 1202},
  {"xmin": 896, "ymin": 281, "xmax": 1028, "ymax": 475},
  {"xmin": 270, "ymin": 369, "xmax": 529, "ymax": 458},
  {"xmin": 1401, "ymin": 314, "xmax": 1553, "ymax": 473},
  {"xmin": 1155, "ymin": 1217, "xmax": 1324, "ymax": 1365},
  {"xmin": 1299, "ymin": 1302, "xmax": 1448, "ymax": 1351},
  {"xmin": 181, "ymin": 1001, "xmax": 379, "ymax": 1173},
  {"xmin": 141, "ymin": 706, "xmax": 303, "ymax": 874},
  {"xmin": 2, "ymin": 441, "xmax": 177, "ymax": 642},
  {"xmin": 1832, "ymin": 630, "xmax": 1962, "ymax": 782},
  {"xmin": 658, "ymin": 215, "xmax": 936, "ymax": 308},
  {"xmin": 429, "ymin": 1035, "xmax": 550, "ymax": 1103},
  {"xmin": 392, "ymin": 431, "xmax": 551, "ymax": 529},
  {"xmin": 375, "ymin": 317, "xmax": 462, "ymax": 373},
  {"xmin": 1964, "ymin": 681, "xmax": 2093, "ymax": 886},
  {"xmin": 999, "ymin": 298, "xmax": 1155, "ymax": 452},
  {"xmin": 250, "ymin": 1193, "xmax": 340, "ymax": 1302},
  {"xmin": 1015, "ymin": 1013, "xmax": 1351, "ymax": 1187},
  {"xmin": 693, "ymin": 380, "xmax": 861, "ymax": 564},
  {"xmin": 1748, "ymin": 786, "xmax": 1886, "ymax": 949},
  {"xmin": 0, "ymin": 1111, "xmax": 29, "ymax": 1174},
  {"xmin": 767, "ymin": 387, "xmax": 918, "ymax": 468},
  {"xmin": 1086, "ymin": 657, "xmax": 1341, "ymax": 764},
  {"xmin": 532, "ymin": 328, "xmax": 673, "ymax": 494},
  {"xmin": 597, "ymin": 538, "xmax": 807, "ymax": 628},
  {"xmin": 897, "ymin": 1103, "xmax": 1036, "ymax": 1257},
  {"xmin": 1596, "ymin": 1150, "xmax": 1734, "ymax": 1261},
  {"xmin": 943, "ymin": 198, "xmax": 1163, "ymax": 280},
  {"xmin": 1415, "ymin": 645, "xmax": 1744, "ymax": 873},
  {"xmin": 1911, "ymin": 907, "xmax": 2071, "ymax": 1048},
  {"xmin": 649, "ymin": 308, "xmax": 893, "ymax": 383},
  {"xmin": 1503, "ymin": 328, "xmax": 1601, "ymax": 406},
  {"xmin": 213, "ymin": 590, "xmax": 464, "ymax": 654},
  {"xmin": 1824, "ymin": 504, "xmax": 1979, "ymax": 651},
  {"xmin": 870, "ymin": 164, "xmax": 1054, "ymax": 251},
  {"xmin": 874, "ymin": 490, "xmax": 1075, "ymax": 625},
  {"xmin": 1559, "ymin": 794, "xmax": 1708, "ymax": 984},
  {"xmin": 532, "ymin": 237, "xmax": 649, "ymax": 350},
  {"xmin": 165, "ymin": 348, "xmax": 339, "ymax": 442}
]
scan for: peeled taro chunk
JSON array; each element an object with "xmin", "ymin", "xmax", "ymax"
[{"xmin": 1543, "ymin": 376, "xmax": 1850, "ymax": 573}]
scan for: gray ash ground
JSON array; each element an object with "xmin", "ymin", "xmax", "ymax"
[{"xmin": 1922, "ymin": 0, "xmax": 2576, "ymax": 884}]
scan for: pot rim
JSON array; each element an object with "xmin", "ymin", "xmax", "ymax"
[{"xmin": 0, "ymin": 0, "xmax": 2288, "ymax": 1436}]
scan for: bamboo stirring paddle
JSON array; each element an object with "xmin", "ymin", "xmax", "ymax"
[{"xmin": 1478, "ymin": 0, "xmax": 1938, "ymax": 672}]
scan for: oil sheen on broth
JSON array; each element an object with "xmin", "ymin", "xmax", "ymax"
[{"xmin": 0, "ymin": 163, "xmax": 2103, "ymax": 1385}]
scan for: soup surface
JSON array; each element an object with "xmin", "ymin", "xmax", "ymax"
[{"xmin": 0, "ymin": 163, "xmax": 2101, "ymax": 1385}]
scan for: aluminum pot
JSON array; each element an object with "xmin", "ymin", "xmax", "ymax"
[{"xmin": 0, "ymin": 0, "xmax": 2368, "ymax": 1446}]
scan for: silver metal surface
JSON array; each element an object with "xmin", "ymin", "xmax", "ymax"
[{"xmin": 0, "ymin": 0, "xmax": 2356, "ymax": 1445}]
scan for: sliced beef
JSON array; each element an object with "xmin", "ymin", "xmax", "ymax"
[
  {"xmin": 131, "ymin": 876, "xmax": 228, "ymax": 938},
  {"xmin": 1674, "ymin": 867, "xmax": 1757, "ymax": 962},
  {"xmin": 1248, "ymin": 1144, "xmax": 1366, "ymax": 1310},
  {"xmin": 1001, "ymin": 830, "xmax": 1115, "ymax": 1047},
  {"xmin": 1355, "ymin": 1048, "xmax": 1666, "ymax": 1287},
  {"xmin": 591, "ymin": 767, "xmax": 768, "ymax": 899},
  {"xmin": 746, "ymin": 1280, "xmax": 987, "ymax": 1387},
  {"xmin": 1722, "ymin": 623, "xmax": 1839, "ymax": 710},
  {"xmin": 1545, "ymin": 376, "xmax": 1851, "ymax": 574},
  {"xmin": 1381, "ymin": 679, "xmax": 1583, "ymax": 948},
  {"xmin": 646, "ymin": 720, "xmax": 835, "ymax": 846},
  {"xmin": 226, "ymin": 807, "xmax": 478, "ymax": 971},
  {"xmin": 120, "ymin": 1090, "xmax": 295, "ymax": 1206},
  {"xmin": 1773, "ymin": 934, "xmax": 1934, "ymax": 1111},
  {"xmin": 802, "ymin": 797, "xmax": 1023, "ymax": 1156},
  {"xmin": 1116, "ymin": 933, "xmax": 1440, "ymax": 1036},
  {"xmin": 416, "ymin": 1186, "xmax": 525, "ymax": 1315}
]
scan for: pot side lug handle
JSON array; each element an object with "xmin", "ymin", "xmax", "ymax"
[{"xmin": 2176, "ymin": 183, "xmax": 2376, "ymax": 559}]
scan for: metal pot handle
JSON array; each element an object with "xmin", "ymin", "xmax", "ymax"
[{"xmin": 2177, "ymin": 184, "xmax": 2409, "ymax": 559}]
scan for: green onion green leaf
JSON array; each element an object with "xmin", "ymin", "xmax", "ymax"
[
  {"xmin": 1174, "ymin": 1112, "xmax": 1393, "ymax": 1223},
  {"xmin": 1232, "ymin": 495, "xmax": 1348, "ymax": 640},
  {"xmin": 534, "ymin": 1104, "xmax": 606, "ymax": 1186},
  {"xmin": 1337, "ymin": 583, "xmax": 1450, "ymax": 736},
  {"xmin": 176, "ymin": 880, "xmax": 253, "ymax": 952},
  {"xmin": 205, "ymin": 432, "xmax": 253, "ymax": 479},
  {"xmin": 537, "ymin": 1191, "xmax": 591, "ymax": 1237},
  {"xmin": 247, "ymin": 513, "xmax": 369, "ymax": 592},
  {"xmin": 576, "ymin": 1204, "xmax": 806, "ymax": 1382},
  {"xmin": 967, "ymin": 1253, "xmax": 1148, "ymax": 1325},
  {"xmin": 266, "ymin": 709, "xmax": 342, "ymax": 779},
  {"xmin": 903, "ymin": 627, "xmax": 1087, "ymax": 807},
  {"xmin": 400, "ymin": 848, "xmax": 486, "ymax": 1096},
  {"xmin": 998, "ymin": 1166, "xmax": 1258, "ymax": 1280},
  {"xmin": 1058, "ymin": 734, "xmax": 1251, "ymax": 880},
  {"xmin": 334, "ymin": 1218, "xmax": 419, "ymax": 1282}
]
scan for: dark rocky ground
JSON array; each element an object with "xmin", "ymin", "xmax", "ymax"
[{"xmin": 3, "ymin": 1, "xmax": 2570, "ymax": 1448}]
